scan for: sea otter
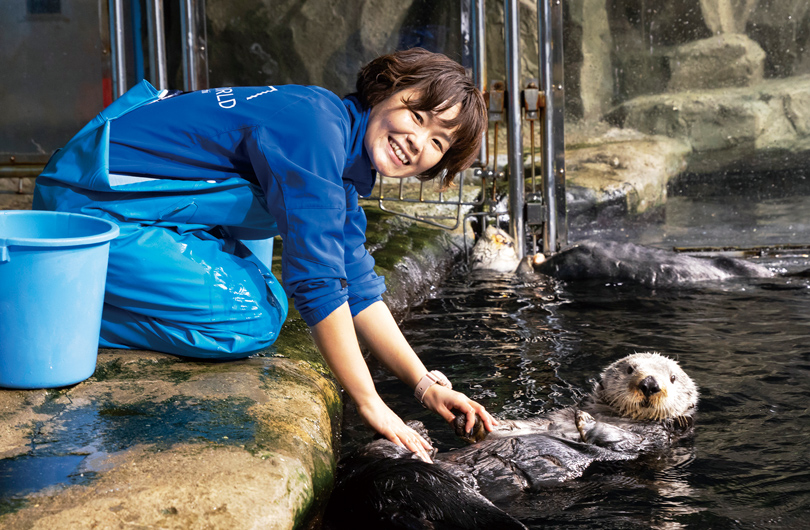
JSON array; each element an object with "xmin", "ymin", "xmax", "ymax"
[
  {"xmin": 469, "ymin": 226, "xmax": 520, "ymax": 273},
  {"xmin": 524, "ymin": 239, "xmax": 774, "ymax": 286},
  {"xmin": 469, "ymin": 230, "xmax": 776, "ymax": 285},
  {"xmin": 324, "ymin": 352, "xmax": 698, "ymax": 529}
]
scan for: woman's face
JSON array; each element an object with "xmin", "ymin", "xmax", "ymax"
[{"xmin": 364, "ymin": 88, "xmax": 460, "ymax": 178}]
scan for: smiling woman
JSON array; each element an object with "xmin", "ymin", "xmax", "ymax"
[
  {"xmin": 32, "ymin": 47, "xmax": 490, "ymax": 460},
  {"xmin": 355, "ymin": 48, "xmax": 487, "ymax": 187},
  {"xmin": 364, "ymin": 87, "xmax": 460, "ymax": 179}
]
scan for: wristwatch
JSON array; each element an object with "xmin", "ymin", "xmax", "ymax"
[{"xmin": 414, "ymin": 370, "xmax": 452, "ymax": 405}]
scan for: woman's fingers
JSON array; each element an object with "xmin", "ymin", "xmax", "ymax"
[
  {"xmin": 357, "ymin": 399, "xmax": 433, "ymax": 462},
  {"xmin": 423, "ymin": 385, "xmax": 498, "ymax": 433},
  {"xmin": 391, "ymin": 426, "xmax": 432, "ymax": 462},
  {"xmin": 472, "ymin": 402, "xmax": 499, "ymax": 431}
]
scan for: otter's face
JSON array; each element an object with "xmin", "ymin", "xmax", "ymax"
[
  {"xmin": 469, "ymin": 227, "xmax": 520, "ymax": 272},
  {"xmin": 595, "ymin": 352, "xmax": 698, "ymax": 422}
]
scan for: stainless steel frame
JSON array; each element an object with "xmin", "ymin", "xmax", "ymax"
[
  {"xmin": 146, "ymin": 0, "xmax": 168, "ymax": 89},
  {"xmin": 539, "ymin": 0, "xmax": 567, "ymax": 252},
  {"xmin": 504, "ymin": 0, "xmax": 525, "ymax": 258},
  {"xmin": 180, "ymin": 0, "xmax": 209, "ymax": 92}
]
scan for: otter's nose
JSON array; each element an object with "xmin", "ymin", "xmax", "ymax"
[{"xmin": 638, "ymin": 375, "xmax": 661, "ymax": 398}]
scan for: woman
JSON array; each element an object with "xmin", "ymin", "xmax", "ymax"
[{"xmin": 34, "ymin": 48, "xmax": 495, "ymax": 461}]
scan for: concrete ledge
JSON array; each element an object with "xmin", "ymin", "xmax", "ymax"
[
  {"xmin": 0, "ymin": 199, "xmax": 462, "ymax": 529},
  {"xmin": 0, "ymin": 347, "xmax": 341, "ymax": 529}
]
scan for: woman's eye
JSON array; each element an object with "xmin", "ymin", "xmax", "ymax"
[
  {"xmin": 433, "ymin": 139, "xmax": 444, "ymax": 152},
  {"xmin": 412, "ymin": 110, "xmax": 423, "ymax": 124}
]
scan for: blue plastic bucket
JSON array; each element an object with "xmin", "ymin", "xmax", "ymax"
[{"xmin": 0, "ymin": 211, "xmax": 119, "ymax": 389}]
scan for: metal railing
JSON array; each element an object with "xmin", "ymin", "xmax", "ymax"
[{"xmin": 368, "ymin": 0, "xmax": 567, "ymax": 258}]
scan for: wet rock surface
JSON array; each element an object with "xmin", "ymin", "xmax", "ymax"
[
  {"xmin": 667, "ymin": 33, "xmax": 766, "ymax": 91},
  {"xmin": 608, "ymin": 74, "xmax": 810, "ymax": 175},
  {"xmin": 563, "ymin": 127, "xmax": 691, "ymax": 217},
  {"xmin": 0, "ymin": 348, "xmax": 341, "ymax": 529}
]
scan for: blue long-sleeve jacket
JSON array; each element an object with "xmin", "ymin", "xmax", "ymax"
[{"xmin": 42, "ymin": 82, "xmax": 386, "ymax": 326}]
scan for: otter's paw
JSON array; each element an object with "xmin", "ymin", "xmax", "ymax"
[
  {"xmin": 452, "ymin": 412, "xmax": 488, "ymax": 444},
  {"xmin": 575, "ymin": 410, "xmax": 596, "ymax": 443},
  {"xmin": 575, "ymin": 410, "xmax": 645, "ymax": 452}
]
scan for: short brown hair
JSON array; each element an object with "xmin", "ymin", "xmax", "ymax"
[{"xmin": 354, "ymin": 48, "xmax": 486, "ymax": 188}]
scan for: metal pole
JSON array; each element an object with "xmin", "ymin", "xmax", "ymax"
[
  {"xmin": 505, "ymin": 0, "xmax": 525, "ymax": 258},
  {"xmin": 472, "ymin": 0, "xmax": 487, "ymax": 166},
  {"xmin": 111, "ymin": 0, "xmax": 127, "ymax": 99},
  {"xmin": 180, "ymin": 0, "xmax": 194, "ymax": 91},
  {"xmin": 550, "ymin": 0, "xmax": 567, "ymax": 248},
  {"xmin": 538, "ymin": 0, "xmax": 558, "ymax": 253},
  {"xmin": 181, "ymin": 0, "xmax": 209, "ymax": 91},
  {"xmin": 146, "ymin": 0, "xmax": 168, "ymax": 89}
]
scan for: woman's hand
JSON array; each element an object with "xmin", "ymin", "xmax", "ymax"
[
  {"xmin": 421, "ymin": 384, "xmax": 498, "ymax": 435},
  {"xmin": 357, "ymin": 398, "xmax": 434, "ymax": 463}
]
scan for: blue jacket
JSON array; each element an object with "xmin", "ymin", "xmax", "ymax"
[{"xmin": 41, "ymin": 81, "xmax": 386, "ymax": 327}]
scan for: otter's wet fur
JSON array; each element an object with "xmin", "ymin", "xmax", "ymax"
[
  {"xmin": 324, "ymin": 353, "xmax": 698, "ymax": 529},
  {"xmin": 469, "ymin": 226, "xmax": 520, "ymax": 272},
  {"xmin": 323, "ymin": 424, "xmax": 528, "ymax": 530},
  {"xmin": 527, "ymin": 239, "xmax": 775, "ymax": 286}
]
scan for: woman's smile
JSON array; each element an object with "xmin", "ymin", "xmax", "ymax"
[{"xmin": 365, "ymin": 87, "xmax": 459, "ymax": 179}]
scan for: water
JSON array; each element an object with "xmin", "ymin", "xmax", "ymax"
[{"xmin": 342, "ymin": 170, "xmax": 810, "ymax": 529}]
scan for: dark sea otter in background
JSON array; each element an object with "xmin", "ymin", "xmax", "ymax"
[
  {"xmin": 324, "ymin": 353, "xmax": 699, "ymax": 530},
  {"xmin": 522, "ymin": 239, "xmax": 776, "ymax": 286},
  {"xmin": 468, "ymin": 228, "xmax": 787, "ymax": 286}
]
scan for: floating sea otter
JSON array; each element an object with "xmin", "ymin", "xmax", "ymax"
[
  {"xmin": 470, "ymin": 231, "xmax": 777, "ymax": 286},
  {"xmin": 524, "ymin": 239, "xmax": 775, "ymax": 286},
  {"xmin": 324, "ymin": 352, "xmax": 699, "ymax": 530},
  {"xmin": 469, "ymin": 226, "xmax": 520, "ymax": 273}
]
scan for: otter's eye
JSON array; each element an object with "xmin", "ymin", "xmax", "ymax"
[
  {"xmin": 626, "ymin": 365, "xmax": 634, "ymax": 375},
  {"xmin": 670, "ymin": 374, "xmax": 677, "ymax": 383}
]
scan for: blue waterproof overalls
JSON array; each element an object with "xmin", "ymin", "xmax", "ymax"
[{"xmin": 34, "ymin": 81, "xmax": 385, "ymax": 360}]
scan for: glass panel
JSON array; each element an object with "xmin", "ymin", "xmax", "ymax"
[
  {"xmin": 0, "ymin": 1, "xmax": 109, "ymax": 163},
  {"xmin": 561, "ymin": 0, "xmax": 810, "ymax": 250}
]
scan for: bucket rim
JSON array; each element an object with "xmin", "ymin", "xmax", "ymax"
[{"xmin": 0, "ymin": 210, "xmax": 119, "ymax": 248}]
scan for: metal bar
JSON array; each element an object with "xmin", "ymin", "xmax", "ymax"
[
  {"xmin": 180, "ymin": 0, "xmax": 209, "ymax": 91},
  {"xmin": 111, "ymin": 0, "xmax": 127, "ymax": 99},
  {"xmin": 146, "ymin": 0, "xmax": 169, "ymax": 89},
  {"xmin": 472, "ymin": 0, "xmax": 487, "ymax": 166},
  {"xmin": 550, "ymin": 0, "xmax": 567, "ymax": 248},
  {"xmin": 538, "ymin": 0, "xmax": 557, "ymax": 253},
  {"xmin": 131, "ymin": 0, "xmax": 145, "ymax": 82},
  {"xmin": 505, "ymin": 0, "xmax": 525, "ymax": 258}
]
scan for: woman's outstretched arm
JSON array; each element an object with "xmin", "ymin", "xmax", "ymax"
[
  {"xmin": 309, "ymin": 302, "xmax": 434, "ymax": 462},
  {"xmin": 352, "ymin": 301, "xmax": 497, "ymax": 434}
]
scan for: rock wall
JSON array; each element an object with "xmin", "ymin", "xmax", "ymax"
[{"xmin": 206, "ymin": 0, "xmax": 462, "ymax": 96}]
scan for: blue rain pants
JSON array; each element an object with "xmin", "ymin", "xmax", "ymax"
[{"xmin": 33, "ymin": 82, "xmax": 288, "ymax": 359}]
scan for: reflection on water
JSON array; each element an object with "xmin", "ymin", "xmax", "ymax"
[{"xmin": 343, "ymin": 171, "xmax": 810, "ymax": 529}]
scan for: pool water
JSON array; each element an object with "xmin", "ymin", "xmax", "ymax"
[
  {"xmin": 343, "ymin": 269, "xmax": 810, "ymax": 529},
  {"xmin": 341, "ymin": 170, "xmax": 810, "ymax": 529}
]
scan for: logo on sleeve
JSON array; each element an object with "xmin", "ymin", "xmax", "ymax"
[
  {"xmin": 247, "ymin": 86, "xmax": 278, "ymax": 100},
  {"xmin": 205, "ymin": 86, "xmax": 278, "ymax": 109},
  {"xmin": 214, "ymin": 87, "xmax": 236, "ymax": 109}
]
